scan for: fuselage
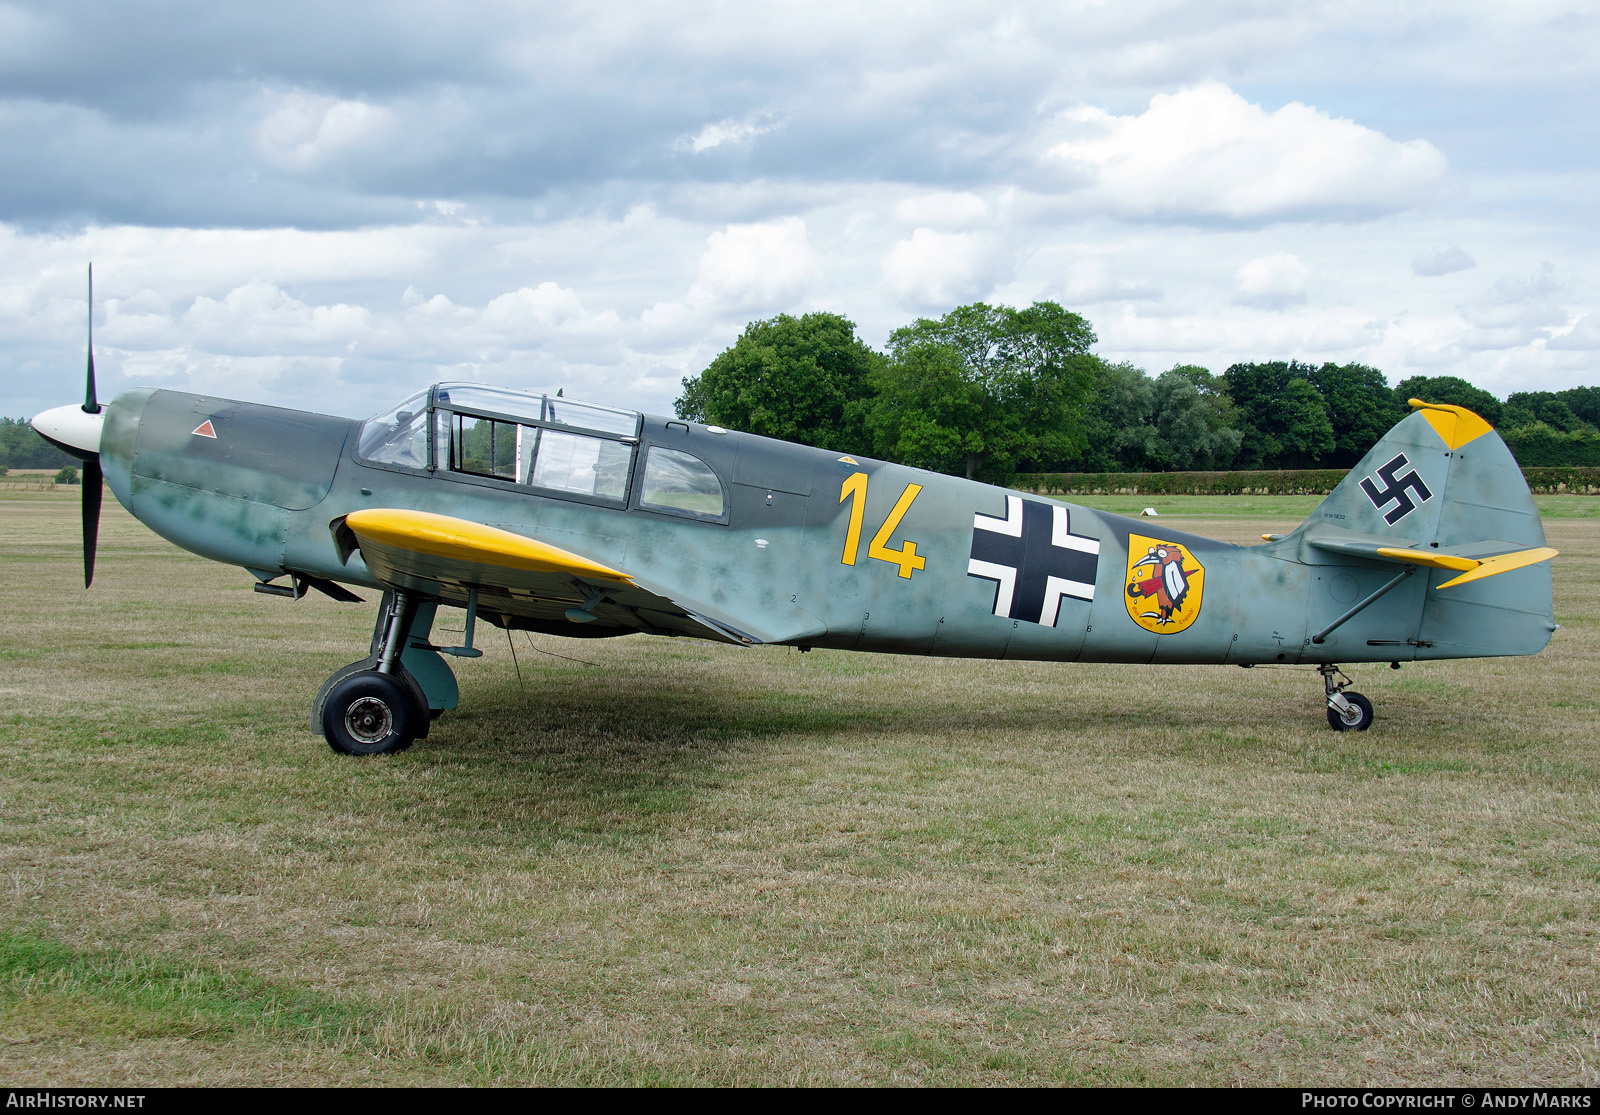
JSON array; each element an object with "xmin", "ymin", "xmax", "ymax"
[{"xmin": 91, "ymin": 386, "xmax": 1553, "ymax": 668}]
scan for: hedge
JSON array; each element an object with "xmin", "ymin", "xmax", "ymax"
[
  {"xmin": 1519, "ymin": 467, "xmax": 1600, "ymax": 493},
  {"xmin": 1015, "ymin": 466, "xmax": 1600, "ymax": 496},
  {"xmin": 1015, "ymin": 469, "xmax": 1351, "ymax": 496}
]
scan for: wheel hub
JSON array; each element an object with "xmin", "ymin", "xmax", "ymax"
[{"xmin": 345, "ymin": 696, "xmax": 393, "ymax": 744}]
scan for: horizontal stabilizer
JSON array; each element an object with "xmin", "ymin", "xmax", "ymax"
[
  {"xmin": 1305, "ymin": 527, "xmax": 1556, "ymax": 590},
  {"xmin": 1435, "ymin": 547, "xmax": 1560, "ymax": 589}
]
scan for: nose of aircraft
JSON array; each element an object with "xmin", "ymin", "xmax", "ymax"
[{"xmin": 31, "ymin": 403, "xmax": 104, "ymax": 457}]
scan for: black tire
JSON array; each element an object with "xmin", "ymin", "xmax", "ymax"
[
  {"xmin": 1326, "ymin": 691, "xmax": 1374, "ymax": 732},
  {"xmin": 321, "ymin": 670, "xmax": 422, "ymax": 756}
]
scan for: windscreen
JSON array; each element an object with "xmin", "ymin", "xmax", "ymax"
[{"xmin": 358, "ymin": 391, "xmax": 431, "ymax": 468}]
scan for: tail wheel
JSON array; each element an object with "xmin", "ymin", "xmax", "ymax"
[
  {"xmin": 1326, "ymin": 691, "xmax": 1374, "ymax": 732},
  {"xmin": 321, "ymin": 670, "xmax": 422, "ymax": 755}
]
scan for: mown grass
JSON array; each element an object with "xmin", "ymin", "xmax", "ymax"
[{"xmin": 0, "ymin": 490, "xmax": 1596, "ymax": 1085}]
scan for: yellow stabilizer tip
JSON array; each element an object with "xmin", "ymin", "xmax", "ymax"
[
  {"xmin": 1374, "ymin": 546, "xmax": 1479, "ymax": 573},
  {"xmin": 1408, "ymin": 398, "xmax": 1495, "ymax": 450},
  {"xmin": 345, "ymin": 509, "xmax": 633, "ymax": 584},
  {"xmin": 1436, "ymin": 547, "xmax": 1558, "ymax": 589}
]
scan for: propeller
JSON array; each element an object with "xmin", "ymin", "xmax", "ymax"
[
  {"xmin": 82, "ymin": 459, "xmax": 102, "ymax": 587},
  {"xmin": 81, "ymin": 265, "xmax": 101, "ymax": 587},
  {"xmin": 30, "ymin": 265, "xmax": 107, "ymax": 587},
  {"xmin": 84, "ymin": 264, "xmax": 100, "ymax": 417}
]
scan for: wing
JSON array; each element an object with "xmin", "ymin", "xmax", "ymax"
[{"xmin": 335, "ymin": 508, "xmax": 766, "ymax": 645}]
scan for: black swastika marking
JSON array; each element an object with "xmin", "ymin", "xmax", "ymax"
[{"xmin": 1359, "ymin": 453, "xmax": 1433, "ymax": 525}]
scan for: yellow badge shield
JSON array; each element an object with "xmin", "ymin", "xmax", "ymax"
[{"xmin": 1124, "ymin": 534, "xmax": 1205, "ymax": 634}]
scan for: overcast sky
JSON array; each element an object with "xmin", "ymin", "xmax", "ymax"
[{"xmin": 3, "ymin": 1, "xmax": 1596, "ymax": 421}]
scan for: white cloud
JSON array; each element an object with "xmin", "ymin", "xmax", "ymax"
[
  {"xmin": 476, "ymin": 284, "xmax": 622, "ymax": 351},
  {"xmin": 679, "ymin": 115, "xmax": 776, "ymax": 153},
  {"xmin": 1045, "ymin": 83, "xmax": 1447, "ymax": 223},
  {"xmin": 181, "ymin": 282, "xmax": 372, "ymax": 352},
  {"xmin": 1060, "ymin": 257, "xmax": 1162, "ymax": 304},
  {"xmin": 891, "ymin": 191, "xmax": 989, "ymax": 229},
  {"xmin": 1547, "ymin": 313, "xmax": 1600, "ymax": 351},
  {"xmin": 482, "ymin": 283, "xmax": 588, "ymax": 331},
  {"xmin": 256, "ymin": 91, "xmax": 394, "ymax": 170},
  {"xmin": 1235, "ymin": 253, "xmax": 1309, "ymax": 310},
  {"xmin": 1412, "ymin": 245, "xmax": 1476, "ymax": 276},
  {"xmin": 686, "ymin": 217, "xmax": 819, "ymax": 312},
  {"xmin": 881, "ymin": 228, "xmax": 999, "ymax": 310},
  {"xmin": 1458, "ymin": 262, "xmax": 1568, "ymax": 350}
]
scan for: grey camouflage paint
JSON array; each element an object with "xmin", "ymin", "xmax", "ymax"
[{"xmin": 96, "ymin": 388, "xmax": 1555, "ymax": 673}]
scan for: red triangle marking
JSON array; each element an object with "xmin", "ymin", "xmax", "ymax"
[{"xmin": 192, "ymin": 420, "xmax": 217, "ymax": 439}]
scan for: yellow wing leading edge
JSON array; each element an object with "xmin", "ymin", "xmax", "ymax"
[{"xmin": 343, "ymin": 508, "xmax": 634, "ymax": 584}]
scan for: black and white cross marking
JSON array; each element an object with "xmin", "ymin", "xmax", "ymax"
[
  {"xmin": 967, "ymin": 496, "xmax": 1100, "ymax": 626},
  {"xmin": 1359, "ymin": 453, "xmax": 1433, "ymax": 525}
]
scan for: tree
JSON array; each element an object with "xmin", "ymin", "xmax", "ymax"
[
  {"xmin": 1392, "ymin": 375, "xmax": 1502, "ymax": 427},
  {"xmin": 0, "ymin": 417, "xmax": 74, "ymax": 470},
  {"xmin": 863, "ymin": 341, "xmax": 983, "ymax": 473},
  {"xmin": 1070, "ymin": 361, "xmax": 1158, "ymax": 472},
  {"xmin": 1150, "ymin": 366, "xmax": 1243, "ymax": 470},
  {"xmin": 1504, "ymin": 391, "xmax": 1596, "ymax": 434},
  {"xmin": 674, "ymin": 312, "xmax": 881, "ymax": 452},
  {"xmin": 1274, "ymin": 378, "xmax": 1338, "ymax": 467},
  {"xmin": 1223, "ymin": 362, "xmax": 1336, "ymax": 468},
  {"xmin": 1046, "ymin": 361, "xmax": 1244, "ymax": 473},
  {"xmin": 1101, "ymin": 362, "xmax": 1162, "ymax": 470},
  {"xmin": 1502, "ymin": 423, "xmax": 1600, "ymax": 467},
  {"xmin": 1306, "ymin": 362, "xmax": 1405, "ymax": 466},
  {"xmin": 1556, "ymin": 386, "xmax": 1600, "ymax": 429},
  {"xmin": 870, "ymin": 302, "xmax": 1097, "ymax": 481}
]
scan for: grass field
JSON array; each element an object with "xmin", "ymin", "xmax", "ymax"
[{"xmin": 1, "ymin": 488, "xmax": 1596, "ymax": 1086}]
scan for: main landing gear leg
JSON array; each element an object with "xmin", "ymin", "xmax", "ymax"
[
  {"xmin": 312, "ymin": 590, "xmax": 460, "ymax": 756},
  {"xmin": 1320, "ymin": 664, "xmax": 1374, "ymax": 732}
]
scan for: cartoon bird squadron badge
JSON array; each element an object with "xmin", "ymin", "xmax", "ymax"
[{"xmin": 1124, "ymin": 535, "xmax": 1205, "ymax": 633}]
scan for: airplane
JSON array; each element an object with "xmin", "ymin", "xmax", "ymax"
[{"xmin": 31, "ymin": 273, "xmax": 1559, "ymax": 755}]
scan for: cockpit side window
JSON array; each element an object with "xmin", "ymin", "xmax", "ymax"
[
  {"xmin": 441, "ymin": 408, "xmax": 634, "ymax": 503},
  {"xmin": 639, "ymin": 447, "xmax": 725, "ymax": 520},
  {"xmin": 531, "ymin": 430, "xmax": 633, "ymax": 499},
  {"xmin": 449, "ymin": 415, "xmax": 528, "ymax": 481}
]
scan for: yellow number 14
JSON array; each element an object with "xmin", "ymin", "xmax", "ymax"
[{"xmin": 839, "ymin": 472, "xmax": 926, "ymax": 579}]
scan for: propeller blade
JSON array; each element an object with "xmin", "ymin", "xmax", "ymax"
[
  {"xmin": 82, "ymin": 456, "xmax": 102, "ymax": 588},
  {"xmin": 83, "ymin": 263, "xmax": 100, "ymax": 415}
]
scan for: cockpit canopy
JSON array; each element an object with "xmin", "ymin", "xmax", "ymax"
[
  {"xmin": 358, "ymin": 383, "xmax": 640, "ymax": 471},
  {"xmin": 355, "ymin": 382, "xmax": 724, "ymax": 521}
]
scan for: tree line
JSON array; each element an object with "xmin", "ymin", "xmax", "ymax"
[
  {"xmin": 675, "ymin": 305, "xmax": 1600, "ymax": 481},
  {"xmin": 6, "ymin": 309, "xmax": 1595, "ymax": 478},
  {"xmin": 0, "ymin": 417, "xmax": 75, "ymax": 472}
]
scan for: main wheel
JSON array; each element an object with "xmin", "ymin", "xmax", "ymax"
[
  {"xmin": 1326, "ymin": 691, "xmax": 1374, "ymax": 732},
  {"xmin": 321, "ymin": 670, "xmax": 423, "ymax": 755}
]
